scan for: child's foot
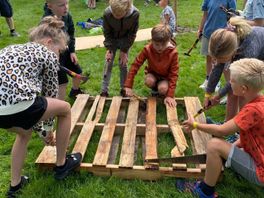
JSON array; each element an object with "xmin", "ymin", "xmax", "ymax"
[
  {"xmin": 199, "ymin": 79, "xmax": 208, "ymax": 90},
  {"xmin": 69, "ymin": 88, "xmax": 84, "ymax": 98},
  {"xmin": 54, "ymin": 152, "xmax": 82, "ymax": 180},
  {"xmin": 6, "ymin": 176, "xmax": 29, "ymax": 198},
  {"xmin": 100, "ymin": 91, "xmax": 109, "ymax": 97},
  {"xmin": 10, "ymin": 31, "xmax": 20, "ymax": 37}
]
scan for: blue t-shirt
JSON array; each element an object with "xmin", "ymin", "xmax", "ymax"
[
  {"xmin": 160, "ymin": 5, "xmax": 176, "ymax": 33},
  {"xmin": 202, "ymin": 0, "xmax": 236, "ymax": 38},
  {"xmin": 243, "ymin": 0, "xmax": 264, "ymax": 21}
]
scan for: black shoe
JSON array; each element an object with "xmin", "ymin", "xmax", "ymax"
[
  {"xmin": 100, "ymin": 91, "xmax": 109, "ymax": 97},
  {"xmin": 69, "ymin": 88, "xmax": 84, "ymax": 98},
  {"xmin": 120, "ymin": 89, "xmax": 126, "ymax": 97},
  {"xmin": 54, "ymin": 152, "xmax": 82, "ymax": 180},
  {"xmin": 6, "ymin": 176, "xmax": 29, "ymax": 198}
]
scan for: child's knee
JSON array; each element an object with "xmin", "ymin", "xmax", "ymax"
[
  {"xmin": 207, "ymin": 138, "xmax": 224, "ymax": 152},
  {"xmin": 158, "ymin": 81, "xmax": 168, "ymax": 95},
  {"xmin": 145, "ymin": 77, "xmax": 156, "ymax": 88}
]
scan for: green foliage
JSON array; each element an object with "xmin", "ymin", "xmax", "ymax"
[{"xmin": 0, "ymin": 0, "xmax": 262, "ymax": 197}]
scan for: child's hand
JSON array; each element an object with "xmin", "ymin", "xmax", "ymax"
[
  {"xmin": 43, "ymin": 131, "xmax": 56, "ymax": 146},
  {"xmin": 70, "ymin": 53, "xmax": 78, "ymax": 65},
  {"xmin": 203, "ymin": 97, "xmax": 213, "ymax": 110},
  {"xmin": 211, "ymin": 95, "xmax": 221, "ymax": 106},
  {"xmin": 125, "ymin": 87, "xmax": 133, "ymax": 97},
  {"xmin": 119, "ymin": 51, "xmax": 128, "ymax": 67},
  {"xmin": 164, "ymin": 97, "xmax": 177, "ymax": 108},
  {"xmin": 182, "ymin": 113, "xmax": 195, "ymax": 133},
  {"xmin": 105, "ymin": 50, "xmax": 113, "ymax": 62}
]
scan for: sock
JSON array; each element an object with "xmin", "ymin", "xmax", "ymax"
[
  {"xmin": 199, "ymin": 181, "xmax": 215, "ymax": 196},
  {"xmin": 206, "ymin": 75, "xmax": 209, "ymax": 80},
  {"xmin": 57, "ymin": 160, "xmax": 67, "ymax": 169},
  {"xmin": 10, "ymin": 29, "xmax": 15, "ymax": 33}
]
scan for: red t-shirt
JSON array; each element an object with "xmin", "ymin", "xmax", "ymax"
[{"xmin": 234, "ymin": 96, "xmax": 264, "ymax": 183}]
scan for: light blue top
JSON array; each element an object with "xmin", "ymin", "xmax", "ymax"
[
  {"xmin": 161, "ymin": 5, "xmax": 176, "ymax": 33},
  {"xmin": 202, "ymin": 0, "xmax": 236, "ymax": 38},
  {"xmin": 243, "ymin": 0, "xmax": 264, "ymax": 20}
]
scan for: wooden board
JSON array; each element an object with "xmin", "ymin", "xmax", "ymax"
[{"xmin": 36, "ymin": 95, "xmax": 214, "ymax": 180}]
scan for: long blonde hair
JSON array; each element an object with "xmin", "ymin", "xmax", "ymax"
[
  {"xmin": 29, "ymin": 16, "xmax": 68, "ymax": 52},
  {"xmin": 209, "ymin": 17, "xmax": 252, "ymax": 58}
]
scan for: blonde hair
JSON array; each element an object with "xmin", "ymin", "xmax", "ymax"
[
  {"xmin": 209, "ymin": 17, "xmax": 252, "ymax": 58},
  {"xmin": 29, "ymin": 16, "xmax": 69, "ymax": 51},
  {"xmin": 151, "ymin": 24, "xmax": 171, "ymax": 43},
  {"xmin": 230, "ymin": 58, "xmax": 264, "ymax": 90},
  {"xmin": 109, "ymin": 0, "xmax": 131, "ymax": 17}
]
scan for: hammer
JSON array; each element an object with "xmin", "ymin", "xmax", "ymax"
[
  {"xmin": 60, "ymin": 66, "xmax": 90, "ymax": 84},
  {"xmin": 184, "ymin": 34, "xmax": 202, "ymax": 57}
]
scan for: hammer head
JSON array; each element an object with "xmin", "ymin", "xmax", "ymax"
[{"xmin": 184, "ymin": 52, "xmax": 191, "ymax": 57}]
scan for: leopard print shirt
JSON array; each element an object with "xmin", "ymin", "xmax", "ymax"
[{"xmin": 0, "ymin": 42, "xmax": 59, "ymax": 137}]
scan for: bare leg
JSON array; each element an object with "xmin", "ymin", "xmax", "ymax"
[
  {"xmin": 157, "ymin": 80, "xmax": 169, "ymax": 95},
  {"xmin": 58, "ymin": 83, "xmax": 67, "ymax": 100},
  {"xmin": 38, "ymin": 98, "xmax": 71, "ymax": 166},
  {"xmin": 10, "ymin": 131, "xmax": 32, "ymax": 186},
  {"xmin": 145, "ymin": 73, "xmax": 157, "ymax": 88},
  {"xmin": 206, "ymin": 55, "xmax": 213, "ymax": 76},
  {"xmin": 204, "ymin": 138, "xmax": 232, "ymax": 186},
  {"xmin": 5, "ymin": 17, "xmax": 15, "ymax": 30}
]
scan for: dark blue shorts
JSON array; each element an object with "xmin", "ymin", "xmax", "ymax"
[
  {"xmin": 0, "ymin": 96, "xmax": 47, "ymax": 130},
  {"xmin": 0, "ymin": 0, "xmax": 13, "ymax": 18},
  {"xmin": 58, "ymin": 49, "xmax": 82, "ymax": 84}
]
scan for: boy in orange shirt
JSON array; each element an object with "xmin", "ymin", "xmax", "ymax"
[
  {"xmin": 124, "ymin": 24, "xmax": 179, "ymax": 107},
  {"xmin": 182, "ymin": 58, "xmax": 264, "ymax": 197}
]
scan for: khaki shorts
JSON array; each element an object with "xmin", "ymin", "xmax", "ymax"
[{"xmin": 200, "ymin": 35, "xmax": 209, "ymax": 56}]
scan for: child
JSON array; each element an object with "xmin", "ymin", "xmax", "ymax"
[
  {"xmin": 197, "ymin": 0, "xmax": 236, "ymax": 91},
  {"xmin": 124, "ymin": 24, "xmax": 179, "ymax": 108},
  {"xmin": 182, "ymin": 58, "xmax": 264, "ymax": 197},
  {"xmin": 159, "ymin": 0, "xmax": 176, "ymax": 35},
  {"xmin": 204, "ymin": 17, "xmax": 264, "ymax": 121},
  {"xmin": 100, "ymin": 0, "xmax": 139, "ymax": 97},
  {"xmin": 43, "ymin": 0, "xmax": 84, "ymax": 99},
  {"xmin": 0, "ymin": 16, "xmax": 82, "ymax": 198},
  {"xmin": 0, "ymin": 0, "xmax": 20, "ymax": 37},
  {"xmin": 243, "ymin": 0, "xmax": 264, "ymax": 26}
]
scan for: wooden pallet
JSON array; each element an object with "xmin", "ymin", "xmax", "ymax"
[{"xmin": 36, "ymin": 94, "xmax": 212, "ymax": 180}]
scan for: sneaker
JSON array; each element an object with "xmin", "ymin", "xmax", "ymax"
[
  {"xmin": 6, "ymin": 176, "xmax": 29, "ymax": 198},
  {"xmin": 69, "ymin": 88, "xmax": 84, "ymax": 98},
  {"xmin": 193, "ymin": 182, "xmax": 218, "ymax": 198},
  {"xmin": 220, "ymin": 95, "xmax": 227, "ymax": 105},
  {"xmin": 215, "ymin": 81, "xmax": 221, "ymax": 93},
  {"xmin": 199, "ymin": 79, "xmax": 208, "ymax": 91},
  {"xmin": 54, "ymin": 152, "xmax": 82, "ymax": 180},
  {"xmin": 100, "ymin": 91, "xmax": 109, "ymax": 97},
  {"xmin": 206, "ymin": 116, "xmax": 224, "ymax": 125},
  {"xmin": 120, "ymin": 89, "xmax": 126, "ymax": 97},
  {"xmin": 10, "ymin": 31, "xmax": 20, "ymax": 37}
]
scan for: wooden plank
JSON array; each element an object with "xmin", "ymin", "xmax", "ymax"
[
  {"xmin": 184, "ymin": 97, "xmax": 212, "ymax": 154},
  {"xmin": 72, "ymin": 95, "xmax": 105, "ymax": 157},
  {"xmin": 145, "ymin": 97, "xmax": 158, "ymax": 168},
  {"xmin": 93, "ymin": 96, "xmax": 122, "ymax": 166},
  {"xmin": 166, "ymin": 103, "xmax": 188, "ymax": 154},
  {"xmin": 119, "ymin": 98, "xmax": 139, "ymax": 168},
  {"xmin": 35, "ymin": 94, "xmax": 89, "ymax": 164}
]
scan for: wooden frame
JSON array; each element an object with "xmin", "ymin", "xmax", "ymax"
[{"xmin": 35, "ymin": 94, "xmax": 212, "ymax": 180}]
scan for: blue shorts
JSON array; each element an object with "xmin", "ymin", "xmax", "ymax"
[
  {"xmin": 0, "ymin": 0, "xmax": 13, "ymax": 18},
  {"xmin": 0, "ymin": 96, "xmax": 47, "ymax": 130}
]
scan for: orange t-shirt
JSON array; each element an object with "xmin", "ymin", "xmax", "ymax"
[{"xmin": 234, "ymin": 96, "xmax": 264, "ymax": 183}]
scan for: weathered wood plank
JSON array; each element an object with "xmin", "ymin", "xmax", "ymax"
[
  {"xmin": 35, "ymin": 94, "xmax": 89, "ymax": 164},
  {"xmin": 184, "ymin": 97, "xmax": 212, "ymax": 154},
  {"xmin": 119, "ymin": 98, "xmax": 139, "ymax": 168},
  {"xmin": 72, "ymin": 96, "xmax": 105, "ymax": 157},
  {"xmin": 93, "ymin": 96, "xmax": 122, "ymax": 166}
]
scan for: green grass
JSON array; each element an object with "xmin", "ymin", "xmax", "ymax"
[{"xmin": 0, "ymin": 0, "xmax": 263, "ymax": 197}]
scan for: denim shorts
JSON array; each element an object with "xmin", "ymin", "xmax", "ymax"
[
  {"xmin": 225, "ymin": 145, "xmax": 264, "ymax": 186},
  {"xmin": 0, "ymin": 96, "xmax": 47, "ymax": 130}
]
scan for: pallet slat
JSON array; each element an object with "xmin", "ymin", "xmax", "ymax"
[
  {"xmin": 119, "ymin": 99, "xmax": 139, "ymax": 168},
  {"xmin": 93, "ymin": 96, "xmax": 122, "ymax": 166}
]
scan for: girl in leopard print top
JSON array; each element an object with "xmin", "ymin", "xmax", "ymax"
[{"xmin": 0, "ymin": 16, "xmax": 82, "ymax": 196}]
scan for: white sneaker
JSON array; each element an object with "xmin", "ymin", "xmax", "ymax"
[
  {"xmin": 220, "ymin": 95, "xmax": 227, "ymax": 105},
  {"xmin": 215, "ymin": 81, "xmax": 221, "ymax": 93},
  {"xmin": 199, "ymin": 79, "xmax": 208, "ymax": 90}
]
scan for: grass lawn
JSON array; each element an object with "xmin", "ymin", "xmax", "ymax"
[{"xmin": 0, "ymin": 0, "xmax": 263, "ymax": 197}]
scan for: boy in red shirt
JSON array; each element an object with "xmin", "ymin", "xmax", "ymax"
[
  {"xmin": 124, "ymin": 24, "xmax": 179, "ymax": 107},
  {"xmin": 182, "ymin": 58, "xmax": 264, "ymax": 198}
]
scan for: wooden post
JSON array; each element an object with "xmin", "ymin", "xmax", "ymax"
[{"xmin": 173, "ymin": 0, "xmax": 178, "ymax": 31}]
